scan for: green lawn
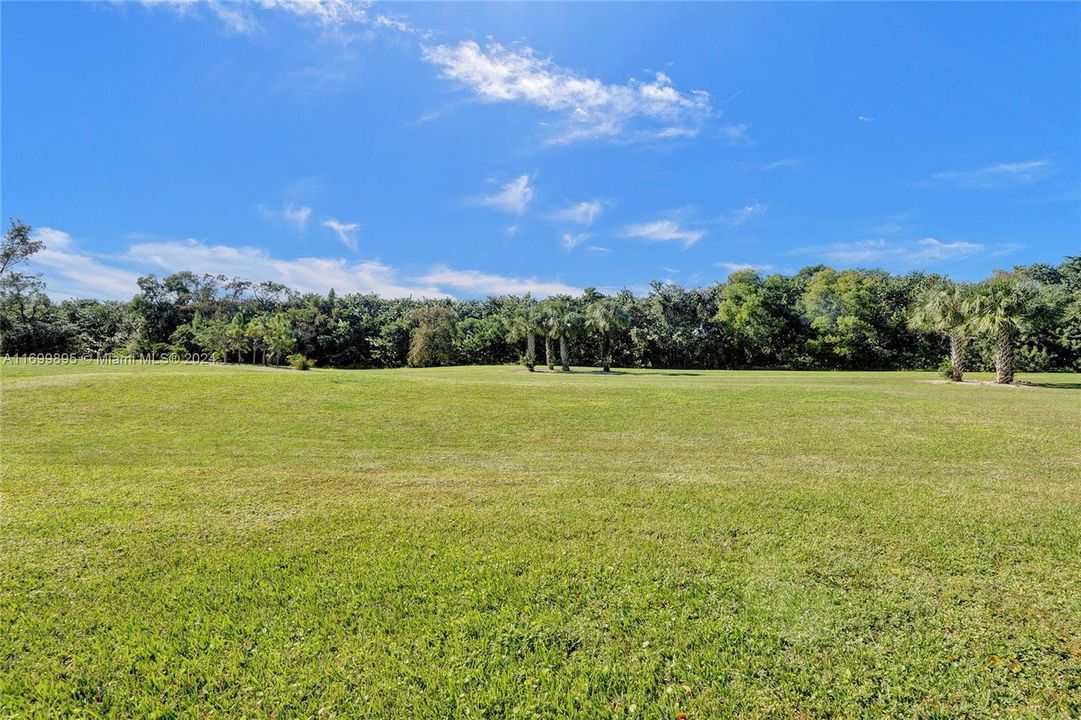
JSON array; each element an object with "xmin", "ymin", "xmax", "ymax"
[{"xmin": 2, "ymin": 362, "xmax": 1079, "ymax": 718}]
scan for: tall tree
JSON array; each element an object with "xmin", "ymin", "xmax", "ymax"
[
  {"xmin": 263, "ymin": 313, "xmax": 296, "ymax": 366},
  {"xmin": 0, "ymin": 219, "xmax": 41, "ymax": 278},
  {"xmin": 965, "ymin": 275, "xmax": 1044, "ymax": 384},
  {"xmin": 407, "ymin": 305, "xmax": 457, "ymax": 367},
  {"xmin": 246, "ymin": 315, "xmax": 267, "ymax": 364},
  {"xmin": 907, "ymin": 283, "xmax": 971, "ymax": 381},
  {"xmin": 539, "ymin": 298, "xmax": 557, "ymax": 370},
  {"xmin": 584, "ymin": 297, "xmax": 629, "ymax": 372},
  {"xmin": 503, "ymin": 294, "xmax": 541, "ymax": 371},
  {"xmin": 0, "ymin": 219, "xmax": 60, "ymax": 354},
  {"xmin": 799, "ymin": 269, "xmax": 891, "ymax": 369},
  {"xmin": 226, "ymin": 313, "xmax": 249, "ymax": 363},
  {"xmin": 543, "ymin": 296, "xmax": 580, "ymax": 372},
  {"xmin": 714, "ymin": 270, "xmax": 791, "ymax": 366}
]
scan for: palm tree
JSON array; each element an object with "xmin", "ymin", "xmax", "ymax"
[
  {"xmin": 539, "ymin": 298, "xmax": 556, "ymax": 370},
  {"xmin": 263, "ymin": 313, "xmax": 296, "ymax": 366},
  {"xmin": 503, "ymin": 294, "xmax": 541, "ymax": 371},
  {"xmin": 964, "ymin": 275, "xmax": 1043, "ymax": 384},
  {"xmin": 543, "ymin": 296, "xmax": 579, "ymax": 372},
  {"xmin": 907, "ymin": 283, "xmax": 970, "ymax": 381},
  {"xmin": 585, "ymin": 298, "xmax": 630, "ymax": 372},
  {"xmin": 247, "ymin": 315, "xmax": 267, "ymax": 364},
  {"xmin": 225, "ymin": 313, "xmax": 248, "ymax": 364}
]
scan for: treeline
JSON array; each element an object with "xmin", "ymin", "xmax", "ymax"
[{"xmin": 1, "ymin": 220, "xmax": 1079, "ymax": 376}]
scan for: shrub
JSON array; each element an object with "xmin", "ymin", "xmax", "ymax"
[
  {"xmin": 938, "ymin": 357, "xmax": 954, "ymax": 380},
  {"xmin": 287, "ymin": 353, "xmax": 315, "ymax": 371},
  {"xmin": 520, "ymin": 351, "xmax": 536, "ymax": 371}
]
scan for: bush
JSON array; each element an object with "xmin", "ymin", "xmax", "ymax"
[
  {"xmin": 937, "ymin": 357, "xmax": 954, "ymax": 379},
  {"xmin": 287, "ymin": 353, "xmax": 315, "ymax": 371},
  {"xmin": 520, "ymin": 351, "xmax": 536, "ymax": 371}
]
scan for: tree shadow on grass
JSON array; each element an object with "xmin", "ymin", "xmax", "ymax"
[
  {"xmin": 576, "ymin": 369, "xmax": 702, "ymax": 376},
  {"xmin": 1021, "ymin": 381, "xmax": 1081, "ymax": 390}
]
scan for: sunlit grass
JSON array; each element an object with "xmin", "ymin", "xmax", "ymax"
[{"xmin": 2, "ymin": 362, "xmax": 1079, "ymax": 717}]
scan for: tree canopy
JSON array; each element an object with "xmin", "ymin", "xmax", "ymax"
[{"xmin": 0, "ymin": 220, "xmax": 1077, "ymax": 377}]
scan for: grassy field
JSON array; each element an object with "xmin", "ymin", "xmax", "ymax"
[{"xmin": 2, "ymin": 362, "xmax": 1079, "ymax": 718}]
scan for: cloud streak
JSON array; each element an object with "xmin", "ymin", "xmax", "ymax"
[
  {"xmin": 561, "ymin": 232, "xmax": 591, "ymax": 250},
  {"xmin": 124, "ymin": 238, "xmax": 445, "ymax": 297},
  {"xmin": 423, "ymin": 41, "xmax": 713, "ymax": 143},
  {"xmin": 758, "ymin": 158, "xmax": 803, "ymax": 171},
  {"xmin": 415, "ymin": 265, "xmax": 580, "ymax": 297},
  {"xmin": 716, "ymin": 261, "xmax": 774, "ymax": 274},
  {"xmin": 28, "ymin": 229, "xmax": 142, "ymax": 300},
  {"xmin": 26, "ymin": 229, "xmax": 580, "ymax": 301},
  {"xmin": 719, "ymin": 202, "xmax": 766, "ymax": 227},
  {"xmin": 140, "ymin": 0, "xmax": 424, "ymax": 39},
  {"xmin": 796, "ymin": 237, "xmax": 988, "ymax": 267},
  {"xmin": 552, "ymin": 200, "xmax": 604, "ymax": 227},
  {"xmin": 281, "ymin": 203, "xmax": 312, "ymax": 230},
  {"xmin": 322, "ymin": 218, "xmax": 360, "ymax": 251},
  {"xmin": 928, "ymin": 159, "xmax": 1054, "ymax": 188},
  {"xmin": 621, "ymin": 219, "xmax": 705, "ymax": 247},
  {"xmin": 474, "ymin": 175, "xmax": 535, "ymax": 215},
  {"xmin": 720, "ymin": 123, "xmax": 751, "ymax": 144}
]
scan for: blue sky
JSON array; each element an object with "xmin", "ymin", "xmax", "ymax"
[{"xmin": 2, "ymin": 1, "xmax": 1078, "ymax": 299}]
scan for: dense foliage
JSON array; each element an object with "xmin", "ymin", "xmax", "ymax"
[{"xmin": 2, "ymin": 221, "xmax": 1078, "ymax": 374}]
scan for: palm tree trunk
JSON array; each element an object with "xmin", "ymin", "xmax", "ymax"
[
  {"xmin": 559, "ymin": 335, "xmax": 570, "ymax": 372},
  {"xmin": 601, "ymin": 336, "xmax": 610, "ymax": 372},
  {"xmin": 526, "ymin": 332, "xmax": 536, "ymax": 371},
  {"xmin": 545, "ymin": 336, "xmax": 554, "ymax": 370},
  {"xmin": 994, "ymin": 327, "xmax": 1014, "ymax": 384},
  {"xmin": 948, "ymin": 331, "xmax": 965, "ymax": 382}
]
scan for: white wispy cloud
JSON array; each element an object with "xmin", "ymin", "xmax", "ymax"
[
  {"xmin": 370, "ymin": 9, "xmax": 428, "ymax": 37},
  {"xmin": 322, "ymin": 218, "xmax": 359, "ymax": 251},
  {"xmin": 283, "ymin": 204, "xmax": 312, "ymax": 229},
  {"xmin": 27, "ymin": 228, "xmax": 141, "ymax": 300},
  {"xmin": 858, "ymin": 115, "xmax": 874, "ymax": 123},
  {"xmin": 758, "ymin": 158, "xmax": 803, "ymax": 171},
  {"xmin": 552, "ymin": 200, "xmax": 604, "ymax": 227},
  {"xmin": 260, "ymin": 202, "xmax": 313, "ymax": 230},
  {"xmin": 716, "ymin": 261, "xmax": 774, "ymax": 274},
  {"xmin": 140, "ymin": 0, "xmax": 423, "ymax": 38},
  {"xmin": 990, "ymin": 243, "xmax": 1024, "ymax": 257},
  {"xmin": 561, "ymin": 232, "xmax": 592, "ymax": 249},
  {"xmin": 475, "ymin": 175, "xmax": 535, "ymax": 215},
  {"xmin": 929, "ymin": 158, "xmax": 1054, "ymax": 188},
  {"xmin": 422, "ymin": 41, "xmax": 713, "ymax": 143},
  {"xmin": 27, "ymin": 230, "xmax": 585, "ymax": 300},
  {"xmin": 621, "ymin": 218, "xmax": 705, "ymax": 247},
  {"xmin": 720, "ymin": 123, "xmax": 751, "ymax": 144},
  {"xmin": 909, "ymin": 238, "xmax": 984, "ymax": 262},
  {"xmin": 415, "ymin": 265, "xmax": 580, "ymax": 297},
  {"xmin": 798, "ymin": 237, "xmax": 985, "ymax": 266},
  {"xmin": 187, "ymin": 0, "xmax": 259, "ymax": 34},
  {"xmin": 720, "ymin": 202, "xmax": 766, "ymax": 226},
  {"xmin": 868, "ymin": 212, "xmax": 913, "ymax": 236},
  {"xmin": 125, "ymin": 239, "xmax": 445, "ymax": 297},
  {"xmin": 259, "ymin": 0, "xmax": 369, "ymax": 28}
]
